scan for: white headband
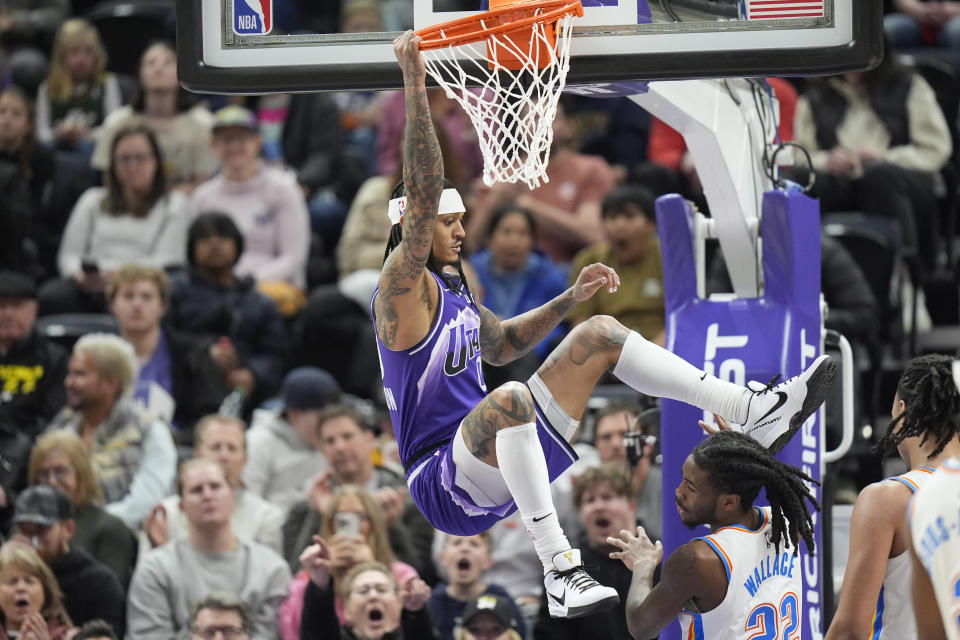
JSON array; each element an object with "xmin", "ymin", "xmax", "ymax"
[{"xmin": 387, "ymin": 188, "xmax": 466, "ymax": 225}]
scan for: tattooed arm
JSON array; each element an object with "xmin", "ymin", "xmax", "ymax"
[
  {"xmin": 478, "ymin": 262, "xmax": 621, "ymax": 365},
  {"xmin": 374, "ymin": 30, "xmax": 445, "ymax": 351},
  {"xmin": 609, "ymin": 533, "xmax": 722, "ymax": 640}
]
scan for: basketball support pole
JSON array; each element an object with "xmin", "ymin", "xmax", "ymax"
[
  {"xmin": 619, "ymin": 79, "xmax": 855, "ymax": 637},
  {"xmin": 629, "ymin": 78, "xmax": 769, "ymax": 299}
]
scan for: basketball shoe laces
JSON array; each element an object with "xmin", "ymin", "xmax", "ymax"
[
  {"xmin": 752, "ymin": 374, "xmax": 783, "ymax": 400},
  {"xmin": 561, "ymin": 565, "xmax": 602, "ymax": 593}
]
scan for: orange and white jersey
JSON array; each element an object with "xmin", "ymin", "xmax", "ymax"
[
  {"xmin": 679, "ymin": 506, "xmax": 803, "ymax": 640},
  {"xmin": 867, "ymin": 466, "xmax": 935, "ymax": 640},
  {"xmin": 910, "ymin": 458, "xmax": 960, "ymax": 640}
]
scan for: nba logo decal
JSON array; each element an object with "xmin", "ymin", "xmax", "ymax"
[{"xmin": 233, "ymin": 0, "xmax": 271, "ymax": 35}]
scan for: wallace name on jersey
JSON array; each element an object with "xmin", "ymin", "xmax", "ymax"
[{"xmin": 743, "ymin": 551, "xmax": 798, "ymax": 598}]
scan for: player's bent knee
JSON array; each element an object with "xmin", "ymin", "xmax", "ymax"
[
  {"xmin": 488, "ymin": 381, "xmax": 536, "ymax": 427},
  {"xmin": 579, "ymin": 315, "xmax": 628, "ymax": 341}
]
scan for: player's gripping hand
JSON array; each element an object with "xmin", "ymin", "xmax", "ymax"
[
  {"xmin": 571, "ymin": 262, "xmax": 621, "ymax": 301},
  {"xmin": 608, "ymin": 525, "xmax": 663, "ymax": 574},
  {"xmin": 393, "ymin": 30, "xmax": 426, "ymax": 84}
]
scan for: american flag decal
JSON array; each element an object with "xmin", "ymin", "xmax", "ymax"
[{"xmin": 746, "ymin": 0, "xmax": 825, "ymax": 19}]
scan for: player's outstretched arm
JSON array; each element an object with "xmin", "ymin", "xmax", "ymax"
[
  {"xmin": 376, "ymin": 30, "xmax": 445, "ymax": 350},
  {"xmin": 609, "ymin": 527, "xmax": 704, "ymax": 640},
  {"xmin": 478, "ymin": 262, "xmax": 620, "ymax": 365},
  {"xmin": 824, "ymin": 481, "xmax": 903, "ymax": 640}
]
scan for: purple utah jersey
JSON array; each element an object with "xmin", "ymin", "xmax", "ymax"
[{"xmin": 372, "ymin": 271, "xmax": 487, "ymax": 468}]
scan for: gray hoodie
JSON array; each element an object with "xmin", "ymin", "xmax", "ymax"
[{"xmin": 242, "ymin": 409, "xmax": 329, "ymax": 513}]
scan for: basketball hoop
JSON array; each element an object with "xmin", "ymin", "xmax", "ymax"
[{"xmin": 416, "ymin": 0, "xmax": 584, "ymax": 189}]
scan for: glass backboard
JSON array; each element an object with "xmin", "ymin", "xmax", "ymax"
[{"xmin": 177, "ymin": 0, "xmax": 881, "ymax": 94}]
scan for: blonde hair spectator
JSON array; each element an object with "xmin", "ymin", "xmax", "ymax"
[
  {"xmin": 106, "ymin": 264, "xmax": 170, "ymax": 305},
  {"xmin": 28, "ymin": 431, "xmax": 104, "ymax": 508},
  {"xmin": 72, "ymin": 333, "xmax": 138, "ymax": 398},
  {"xmin": 319, "ymin": 486, "xmax": 396, "ymax": 569},
  {"xmin": 46, "ymin": 19, "xmax": 108, "ymax": 103},
  {"xmin": 0, "ymin": 547, "xmax": 71, "ymax": 627}
]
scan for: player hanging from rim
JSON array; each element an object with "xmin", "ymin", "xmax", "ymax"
[
  {"xmin": 825, "ymin": 353, "xmax": 960, "ymax": 640},
  {"xmin": 908, "ymin": 358, "xmax": 960, "ymax": 640},
  {"xmin": 607, "ymin": 417, "xmax": 818, "ymax": 639},
  {"xmin": 374, "ymin": 30, "xmax": 837, "ymax": 620}
]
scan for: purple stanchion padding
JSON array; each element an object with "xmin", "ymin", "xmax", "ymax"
[{"xmin": 657, "ymin": 191, "xmax": 825, "ymax": 639}]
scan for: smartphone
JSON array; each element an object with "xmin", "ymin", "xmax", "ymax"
[
  {"xmin": 334, "ymin": 512, "xmax": 362, "ymax": 538},
  {"xmin": 81, "ymin": 259, "xmax": 99, "ymax": 274}
]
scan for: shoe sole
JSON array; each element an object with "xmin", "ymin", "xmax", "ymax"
[
  {"xmin": 551, "ymin": 593, "xmax": 621, "ymax": 619},
  {"xmin": 768, "ymin": 355, "xmax": 838, "ymax": 453}
]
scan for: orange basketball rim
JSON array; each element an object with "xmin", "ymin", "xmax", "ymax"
[{"xmin": 415, "ymin": 0, "xmax": 584, "ymax": 71}]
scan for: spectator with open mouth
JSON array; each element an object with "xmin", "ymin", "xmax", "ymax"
[
  {"xmin": 0, "ymin": 546, "xmax": 73, "ymax": 640},
  {"xmin": 428, "ymin": 533, "xmax": 526, "ymax": 640},
  {"xmin": 296, "ymin": 556, "xmax": 433, "ymax": 640},
  {"xmin": 279, "ymin": 485, "xmax": 420, "ymax": 640}
]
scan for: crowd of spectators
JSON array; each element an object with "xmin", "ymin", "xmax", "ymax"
[{"xmin": 0, "ymin": 2, "xmax": 957, "ymax": 639}]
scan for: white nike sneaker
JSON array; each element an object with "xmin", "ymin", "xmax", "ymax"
[
  {"xmin": 740, "ymin": 354, "xmax": 838, "ymax": 453},
  {"xmin": 544, "ymin": 549, "xmax": 620, "ymax": 619}
]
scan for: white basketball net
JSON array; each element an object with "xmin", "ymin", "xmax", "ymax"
[{"xmin": 421, "ymin": 10, "xmax": 577, "ymax": 189}]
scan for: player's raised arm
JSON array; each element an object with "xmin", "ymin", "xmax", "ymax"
[
  {"xmin": 394, "ymin": 31, "xmax": 444, "ymax": 271},
  {"xmin": 375, "ymin": 31, "xmax": 445, "ymax": 349},
  {"xmin": 478, "ymin": 261, "xmax": 621, "ymax": 365}
]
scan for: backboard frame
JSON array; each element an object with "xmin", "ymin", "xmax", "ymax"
[{"xmin": 176, "ymin": 0, "xmax": 882, "ymax": 94}]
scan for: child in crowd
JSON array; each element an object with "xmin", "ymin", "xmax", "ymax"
[
  {"xmin": 35, "ymin": 19, "xmax": 121, "ymax": 157},
  {"xmin": 428, "ymin": 533, "xmax": 527, "ymax": 640},
  {"xmin": 458, "ymin": 594, "xmax": 524, "ymax": 640}
]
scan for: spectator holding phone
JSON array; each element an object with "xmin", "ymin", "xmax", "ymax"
[
  {"xmin": 278, "ymin": 486, "xmax": 420, "ymax": 640},
  {"xmin": 283, "ymin": 406, "xmax": 435, "ymax": 583},
  {"xmin": 39, "ymin": 124, "xmax": 188, "ymax": 315}
]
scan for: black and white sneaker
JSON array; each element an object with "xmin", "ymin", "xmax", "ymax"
[
  {"xmin": 740, "ymin": 354, "xmax": 838, "ymax": 453},
  {"xmin": 544, "ymin": 549, "xmax": 620, "ymax": 619}
]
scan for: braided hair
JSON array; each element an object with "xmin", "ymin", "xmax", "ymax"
[
  {"xmin": 382, "ymin": 179, "xmax": 478, "ymax": 310},
  {"xmin": 875, "ymin": 353, "xmax": 960, "ymax": 458},
  {"xmin": 692, "ymin": 431, "xmax": 819, "ymax": 556}
]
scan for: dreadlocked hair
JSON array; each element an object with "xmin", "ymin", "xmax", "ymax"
[
  {"xmin": 875, "ymin": 354, "xmax": 960, "ymax": 458},
  {"xmin": 382, "ymin": 179, "xmax": 478, "ymax": 310},
  {"xmin": 692, "ymin": 431, "xmax": 819, "ymax": 556}
]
